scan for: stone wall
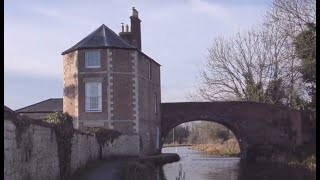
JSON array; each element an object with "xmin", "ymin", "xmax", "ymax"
[
  {"xmin": 4, "ymin": 117, "xmax": 139, "ymax": 180},
  {"xmin": 63, "ymin": 51, "xmax": 79, "ymax": 128},
  {"xmin": 101, "ymin": 135, "xmax": 140, "ymax": 157},
  {"xmin": 4, "ymin": 120, "xmax": 60, "ymax": 180}
]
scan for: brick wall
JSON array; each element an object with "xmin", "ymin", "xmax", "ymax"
[
  {"xmin": 77, "ymin": 49, "xmax": 108, "ymax": 72},
  {"xmin": 137, "ymin": 53, "xmax": 161, "ymax": 155},
  {"xmin": 63, "ymin": 48, "xmax": 162, "ymax": 155},
  {"xmin": 77, "ymin": 49, "xmax": 109, "ymax": 128},
  {"xmin": 64, "ymin": 48, "xmax": 141, "ymax": 134},
  {"xmin": 110, "ymin": 74, "xmax": 135, "ymax": 120},
  {"xmin": 109, "ymin": 49, "xmax": 137, "ymax": 134}
]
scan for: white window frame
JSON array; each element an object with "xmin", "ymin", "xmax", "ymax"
[
  {"xmin": 85, "ymin": 51, "xmax": 101, "ymax": 68},
  {"xmin": 85, "ymin": 82, "xmax": 102, "ymax": 112}
]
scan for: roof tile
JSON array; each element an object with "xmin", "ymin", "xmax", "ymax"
[
  {"xmin": 61, "ymin": 24, "xmax": 136, "ymax": 55},
  {"xmin": 15, "ymin": 98, "xmax": 63, "ymax": 113}
]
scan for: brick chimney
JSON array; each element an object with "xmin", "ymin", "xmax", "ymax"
[
  {"xmin": 130, "ymin": 7, "xmax": 141, "ymax": 50},
  {"xmin": 119, "ymin": 7, "xmax": 142, "ymax": 50}
]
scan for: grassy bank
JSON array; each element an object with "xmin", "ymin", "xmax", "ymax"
[
  {"xmin": 192, "ymin": 139, "xmax": 240, "ymax": 157},
  {"xmin": 163, "ymin": 143, "xmax": 193, "ymax": 147},
  {"xmin": 287, "ymin": 154, "xmax": 316, "ymax": 172}
]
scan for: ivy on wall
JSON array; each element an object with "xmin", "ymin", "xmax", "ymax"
[
  {"xmin": 6, "ymin": 109, "xmax": 122, "ymax": 180},
  {"xmin": 87, "ymin": 127, "xmax": 121, "ymax": 159},
  {"xmin": 11, "ymin": 116, "xmax": 32, "ymax": 148},
  {"xmin": 47, "ymin": 112, "xmax": 74, "ymax": 180}
]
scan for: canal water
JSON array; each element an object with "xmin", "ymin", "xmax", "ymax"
[
  {"xmin": 72, "ymin": 146, "xmax": 316, "ymax": 180},
  {"xmin": 162, "ymin": 146, "xmax": 315, "ymax": 180}
]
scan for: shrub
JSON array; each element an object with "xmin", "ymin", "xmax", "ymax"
[
  {"xmin": 46, "ymin": 111, "xmax": 73, "ymax": 126},
  {"xmin": 87, "ymin": 127, "xmax": 121, "ymax": 147}
]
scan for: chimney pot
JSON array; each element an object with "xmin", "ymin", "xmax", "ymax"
[
  {"xmin": 132, "ymin": 7, "xmax": 138, "ymax": 17},
  {"xmin": 121, "ymin": 23, "xmax": 124, "ymax": 32},
  {"xmin": 125, "ymin": 24, "xmax": 129, "ymax": 32}
]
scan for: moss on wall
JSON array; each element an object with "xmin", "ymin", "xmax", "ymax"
[{"xmin": 11, "ymin": 116, "xmax": 32, "ymax": 148}]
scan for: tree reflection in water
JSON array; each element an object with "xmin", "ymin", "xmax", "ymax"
[{"xmin": 71, "ymin": 153, "xmax": 315, "ymax": 180}]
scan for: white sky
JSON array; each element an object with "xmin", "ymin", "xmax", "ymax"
[{"xmin": 4, "ymin": 0, "xmax": 271, "ymax": 110}]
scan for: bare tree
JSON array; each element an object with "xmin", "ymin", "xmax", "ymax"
[
  {"xmin": 192, "ymin": 24, "xmax": 305, "ymax": 106},
  {"xmin": 187, "ymin": 121, "xmax": 233, "ymax": 144},
  {"xmin": 265, "ymin": 0, "xmax": 316, "ymax": 35},
  {"xmin": 265, "ymin": 0, "xmax": 316, "ymax": 107},
  {"xmin": 190, "ymin": 0, "xmax": 315, "ymax": 109}
]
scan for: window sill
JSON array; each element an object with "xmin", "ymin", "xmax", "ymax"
[
  {"xmin": 85, "ymin": 66, "xmax": 101, "ymax": 68},
  {"xmin": 85, "ymin": 110, "xmax": 102, "ymax": 113}
]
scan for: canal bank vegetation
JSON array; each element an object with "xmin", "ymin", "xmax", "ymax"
[
  {"xmin": 165, "ymin": 121, "xmax": 241, "ymax": 157},
  {"xmin": 288, "ymin": 154, "xmax": 316, "ymax": 171},
  {"xmin": 192, "ymin": 139, "xmax": 240, "ymax": 157},
  {"xmin": 286, "ymin": 136, "xmax": 316, "ymax": 171},
  {"xmin": 163, "ymin": 143, "xmax": 193, "ymax": 147}
]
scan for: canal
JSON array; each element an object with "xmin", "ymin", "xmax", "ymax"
[{"xmin": 72, "ymin": 146, "xmax": 316, "ymax": 180}]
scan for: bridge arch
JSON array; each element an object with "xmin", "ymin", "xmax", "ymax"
[
  {"xmin": 161, "ymin": 118, "xmax": 247, "ymax": 158},
  {"xmin": 160, "ymin": 102, "xmax": 304, "ymax": 160}
]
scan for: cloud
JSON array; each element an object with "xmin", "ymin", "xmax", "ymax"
[
  {"xmin": 189, "ymin": 0, "xmax": 230, "ymax": 18},
  {"xmin": 4, "ymin": 22, "xmax": 64, "ymax": 78},
  {"xmin": 161, "ymin": 87, "xmax": 193, "ymax": 102},
  {"xmin": 5, "ymin": 0, "xmax": 269, "ymax": 107},
  {"xmin": 4, "ymin": 72, "xmax": 63, "ymax": 110},
  {"xmin": 30, "ymin": 6, "xmax": 63, "ymax": 18},
  {"xmin": 4, "ymin": 0, "xmax": 265, "ymax": 77}
]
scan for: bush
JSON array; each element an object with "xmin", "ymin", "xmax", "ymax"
[
  {"xmin": 46, "ymin": 111, "xmax": 73, "ymax": 126},
  {"xmin": 87, "ymin": 127, "xmax": 121, "ymax": 147}
]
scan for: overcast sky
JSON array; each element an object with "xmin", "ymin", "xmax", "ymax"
[{"xmin": 4, "ymin": 0, "xmax": 271, "ymax": 110}]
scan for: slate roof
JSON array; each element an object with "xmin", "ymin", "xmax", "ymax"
[
  {"xmin": 4, "ymin": 105, "xmax": 18, "ymax": 119},
  {"xmin": 15, "ymin": 98, "xmax": 63, "ymax": 113},
  {"xmin": 61, "ymin": 24, "xmax": 137, "ymax": 55},
  {"xmin": 4, "ymin": 105, "xmax": 14, "ymax": 113}
]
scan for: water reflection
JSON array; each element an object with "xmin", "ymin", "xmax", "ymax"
[
  {"xmin": 237, "ymin": 160, "xmax": 315, "ymax": 180},
  {"xmin": 71, "ymin": 146, "xmax": 315, "ymax": 180},
  {"xmin": 162, "ymin": 146, "xmax": 315, "ymax": 180}
]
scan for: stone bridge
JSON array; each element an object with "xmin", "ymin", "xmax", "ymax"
[{"xmin": 160, "ymin": 102, "xmax": 310, "ymax": 160}]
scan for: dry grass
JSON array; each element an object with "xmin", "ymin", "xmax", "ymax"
[
  {"xmin": 192, "ymin": 139, "xmax": 240, "ymax": 156},
  {"xmin": 163, "ymin": 143, "xmax": 193, "ymax": 147},
  {"xmin": 288, "ymin": 154, "xmax": 316, "ymax": 171}
]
